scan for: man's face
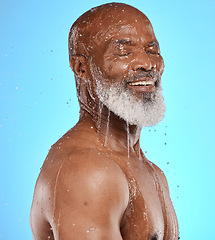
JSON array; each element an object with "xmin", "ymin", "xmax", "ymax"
[
  {"xmin": 87, "ymin": 9, "xmax": 165, "ymax": 126},
  {"xmin": 90, "ymin": 9, "xmax": 164, "ymax": 89}
]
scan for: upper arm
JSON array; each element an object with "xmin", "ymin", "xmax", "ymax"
[
  {"xmin": 49, "ymin": 155, "xmax": 129, "ymax": 240},
  {"xmin": 30, "ymin": 173, "xmax": 54, "ymax": 240}
]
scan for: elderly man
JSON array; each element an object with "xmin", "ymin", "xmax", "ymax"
[{"xmin": 30, "ymin": 3, "xmax": 179, "ymax": 240}]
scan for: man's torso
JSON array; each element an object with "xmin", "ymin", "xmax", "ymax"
[{"xmin": 31, "ymin": 126, "xmax": 179, "ymax": 240}]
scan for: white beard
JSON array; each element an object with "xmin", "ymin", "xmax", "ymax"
[{"xmin": 90, "ymin": 63, "xmax": 166, "ymax": 127}]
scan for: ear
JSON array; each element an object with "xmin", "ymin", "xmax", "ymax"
[{"xmin": 70, "ymin": 55, "xmax": 89, "ymax": 79}]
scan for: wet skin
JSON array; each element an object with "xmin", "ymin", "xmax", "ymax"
[{"xmin": 30, "ymin": 3, "xmax": 179, "ymax": 240}]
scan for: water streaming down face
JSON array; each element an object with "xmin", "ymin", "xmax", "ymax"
[
  {"xmin": 90, "ymin": 61, "xmax": 166, "ymax": 128},
  {"xmin": 87, "ymin": 77, "xmax": 96, "ymax": 102}
]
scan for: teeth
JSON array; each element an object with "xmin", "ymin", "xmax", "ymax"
[{"xmin": 129, "ymin": 80, "xmax": 154, "ymax": 86}]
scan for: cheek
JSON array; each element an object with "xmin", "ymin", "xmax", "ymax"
[
  {"xmin": 158, "ymin": 56, "xmax": 165, "ymax": 75},
  {"xmin": 151, "ymin": 55, "xmax": 164, "ymax": 75},
  {"xmin": 103, "ymin": 56, "xmax": 131, "ymax": 79}
]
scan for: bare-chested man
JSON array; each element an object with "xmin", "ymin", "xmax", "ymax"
[{"xmin": 30, "ymin": 3, "xmax": 179, "ymax": 240}]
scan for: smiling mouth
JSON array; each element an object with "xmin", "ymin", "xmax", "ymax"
[
  {"xmin": 127, "ymin": 79, "xmax": 156, "ymax": 92},
  {"xmin": 128, "ymin": 80, "xmax": 155, "ymax": 87}
]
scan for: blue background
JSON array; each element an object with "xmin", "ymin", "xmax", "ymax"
[{"xmin": 1, "ymin": 0, "xmax": 214, "ymax": 239}]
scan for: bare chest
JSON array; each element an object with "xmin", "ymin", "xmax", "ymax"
[{"xmin": 117, "ymin": 159, "xmax": 179, "ymax": 240}]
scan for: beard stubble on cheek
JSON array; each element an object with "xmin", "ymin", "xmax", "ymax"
[{"xmin": 89, "ymin": 61, "xmax": 166, "ymax": 127}]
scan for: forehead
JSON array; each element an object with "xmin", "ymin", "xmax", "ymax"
[{"xmin": 91, "ymin": 9, "xmax": 157, "ymax": 47}]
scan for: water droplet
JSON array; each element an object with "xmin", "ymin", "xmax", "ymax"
[{"xmin": 89, "ymin": 227, "xmax": 96, "ymax": 231}]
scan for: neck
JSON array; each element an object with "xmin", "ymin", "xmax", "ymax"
[{"xmin": 79, "ymin": 103, "xmax": 142, "ymax": 156}]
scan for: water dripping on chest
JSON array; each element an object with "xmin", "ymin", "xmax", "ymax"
[
  {"xmin": 97, "ymin": 101, "xmax": 103, "ymax": 133},
  {"xmin": 126, "ymin": 119, "xmax": 130, "ymax": 160},
  {"xmin": 104, "ymin": 109, "xmax": 110, "ymax": 146}
]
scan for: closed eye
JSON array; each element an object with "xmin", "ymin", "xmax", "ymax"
[
  {"xmin": 146, "ymin": 49, "xmax": 160, "ymax": 55},
  {"xmin": 112, "ymin": 39, "xmax": 134, "ymax": 57},
  {"xmin": 145, "ymin": 41, "xmax": 160, "ymax": 55},
  {"xmin": 118, "ymin": 52, "xmax": 132, "ymax": 56}
]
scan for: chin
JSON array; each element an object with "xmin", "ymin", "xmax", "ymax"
[
  {"xmin": 90, "ymin": 61, "xmax": 165, "ymax": 127},
  {"xmin": 96, "ymin": 81, "xmax": 166, "ymax": 127}
]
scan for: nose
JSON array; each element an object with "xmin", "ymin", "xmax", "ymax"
[{"xmin": 131, "ymin": 51, "xmax": 155, "ymax": 72}]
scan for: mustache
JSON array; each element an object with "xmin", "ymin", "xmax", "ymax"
[{"xmin": 126, "ymin": 71, "xmax": 160, "ymax": 83}]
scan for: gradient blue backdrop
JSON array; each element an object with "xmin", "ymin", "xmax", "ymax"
[{"xmin": 1, "ymin": 0, "xmax": 214, "ymax": 239}]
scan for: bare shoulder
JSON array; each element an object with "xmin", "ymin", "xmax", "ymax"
[
  {"xmin": 31, "ymin": 133, "xmax": 129, "ymax": 239},
  {"xmin": 149, "ymin": 161, "xmax": 170, "ymax": 192},
  {"xmin": 49, "ymin": 144, "xmax": 130, "ymax": 209}
]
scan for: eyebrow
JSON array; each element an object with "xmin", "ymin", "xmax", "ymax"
[
  {"xmin": 110, "ymin": 39, "xmax": 160, "ymax": 50},
  {"xmin": 113, "ymin": 39, "xmax": 159, "ymax": 47},
  {"xmin": 114, "ymin": 39, "xmax": 133, "ymax": 45},
  {"xmin": 147, "ymin": 41, "xmax": 159, "ymax": 47}
]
